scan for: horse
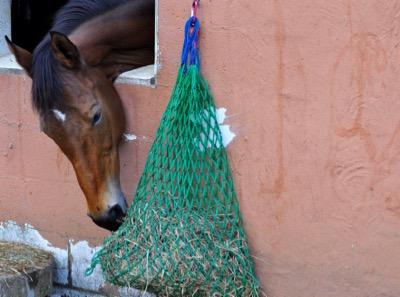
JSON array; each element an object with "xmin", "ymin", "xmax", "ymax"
[{"xmin": 6, "ymin": 0, "xmax": 155, "ymax": 231}]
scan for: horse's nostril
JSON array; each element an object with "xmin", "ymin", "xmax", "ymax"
[
  {"xmin": 108, "ymin": 204, "xmax": 126, "ymax": 221},
  {"xmin": 90, "ymin": 205, "xmax": 126, "ymax": 231}
]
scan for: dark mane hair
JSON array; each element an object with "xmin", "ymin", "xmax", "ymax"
[{"xmin": 31, "ymin": 0, "xmax": 129, "ymax": 114}]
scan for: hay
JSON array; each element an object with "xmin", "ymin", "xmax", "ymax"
[
  {"xmin": 0, "ymin": 241, "xmax": 52, "ymax": 276},
  {"xmin": 87, "ymin": 65, "xmax": 260, "ymax": 296},
  {"xmin": 87, "ymin": 16, "xmax": 260, "ymax": 296},
  {"xmin": 94, "ymin": 203, "xmax": 258, "ymax": 296}
]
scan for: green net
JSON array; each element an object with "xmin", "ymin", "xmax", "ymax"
[{"xmin": 86, "ymin": 15, "xmax": 260, "ymax": 297}]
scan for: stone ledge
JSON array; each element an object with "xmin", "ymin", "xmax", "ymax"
[{"xmin": 0, "ymin": 241, "xmax": 54, "ymax": 297}]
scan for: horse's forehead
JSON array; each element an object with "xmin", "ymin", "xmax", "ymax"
[
  {"xmin": 64, "ymin": 71, "xmax": 96, "ymax": 93},
  {"xmin": 62, "ymin": 74, "xmax": 99, "ymax": 108}
]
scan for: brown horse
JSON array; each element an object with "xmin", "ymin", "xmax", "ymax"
[{"xmin": 6, "ymin": 0, "xmax": 154, "ymax": 231}]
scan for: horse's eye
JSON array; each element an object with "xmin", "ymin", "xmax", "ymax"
[{"xmin": 92, "ymin": 111, "xmax": 102, "ymax": 126}]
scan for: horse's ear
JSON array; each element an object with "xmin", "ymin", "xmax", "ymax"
[
  {"xmin": 50, "ymin": 31, "xmax": 81, "ymax": 69},
  {"xmin": 5, "ymin": 36, "xmax": 32, "ymax": 77}
]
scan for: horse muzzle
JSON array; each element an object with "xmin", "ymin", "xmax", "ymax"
[{"xmin": 89, "ymin": 203, "xmax": 127, "ymax": 231}]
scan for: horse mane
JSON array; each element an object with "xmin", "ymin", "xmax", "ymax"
[{"xmin": 31, "ymin": 0, "xmax": 129, "ymax": 114}]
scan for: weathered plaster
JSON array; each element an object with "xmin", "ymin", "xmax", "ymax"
[
  {"xmin": 69, "ymin": 240, "xmax": 104, "ymax": 291},
  {"xmin": 216, "ymin": 107, "xmax": 236, "ymax": 147},
  {"xmin": 197, "ymin": 107, "xmax": 236, "ymax": 150},
  {"xmin": 123, "ymin": 133, "xmax": 138, "ymax": 142}
]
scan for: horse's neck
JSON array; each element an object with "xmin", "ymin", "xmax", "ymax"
[{"xmin": 69, "ymin": 0, "xmax": 154, "ymax": 67}]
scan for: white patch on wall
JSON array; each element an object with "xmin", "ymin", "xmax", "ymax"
[
  {"xmin": 216, "ymin": 108, "xmax": 236, "ymax": 147},
  {"xmin": 123, "ymin": 133, "xmax": 150, "ymax": 143},
  {"xmin": 70, "ymin": 240, "xmax": 104, "ymax": 291},
  {"xmin": 123, "ymin": 133, "xmax": 138, "ymax": 142},
  {"xmin": 196, "ymin": 107, "xmax": 236, "ymax": 151},
  {"xmin": 52, "ymin": 109, "xmax": 66, "ymax": 123}
]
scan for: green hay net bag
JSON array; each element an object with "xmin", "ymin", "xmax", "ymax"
[{"xmin": 86, "ymin": 6, "xmax": 260, "ymax": 297}]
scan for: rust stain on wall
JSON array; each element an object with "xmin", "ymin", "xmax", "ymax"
[
  {"xmin": 333, "ymin": 33, "xmax": 386, "ymax": 159},
  {"xmin": 272, "ymin": 0, "xmax": 286, "ymax": 199},
  {"xmin": 329, "ymin": 10, "xmax": 388, "ymax": 202},
  {"xmin": 328, "ymin": 0, "xmax": 400, "ymax": 238}
]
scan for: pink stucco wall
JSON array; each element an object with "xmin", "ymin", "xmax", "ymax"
[{"xmin": 1, "ymin": 0, "xmax": 400, "ymax": 296}]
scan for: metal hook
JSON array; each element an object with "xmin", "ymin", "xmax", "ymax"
[
  {"xmin": 191, "ymin": 0, "xmax": 200, "ymax": 27},
  {"xmin": 191, "ymin": 0, "xmax": 200, "ymax": 19}
]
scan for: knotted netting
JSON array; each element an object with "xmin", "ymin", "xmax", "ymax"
[{"xmin": 86, "ymin": 14, "xmax": 260, "ymax": 297}]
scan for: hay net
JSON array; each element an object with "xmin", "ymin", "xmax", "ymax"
[{"xmin": 86, "ymin": 15, "xmax": 260, "ymax": 297}]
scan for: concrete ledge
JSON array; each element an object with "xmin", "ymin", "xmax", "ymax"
[
  {"xmin": 52, "ymin": 284, "xmax": 156, "ymax": 297},
  {"xmin": 0, "ymin": 54, "xmax": 24, "ymax": 75},
  {"xmin": 0, "ymin": 54, "xmax": 156, "ymax": 86},
  {"xmin": 0, "ymin": 222, "xmax": 155, "ymax": 297},
  {"xmin": 51, "ymin": 286, "xmax": 105, "ymax": 297},
  {"xmin": 0, "ymin": 241, "xmax": 54, "ymax": 297},
  {"xmin": 115, "ymin": 65, "xmax": 156, "ymax": 87}
]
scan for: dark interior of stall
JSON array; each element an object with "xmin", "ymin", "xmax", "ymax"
[{"xmin": 12, "ymin": 0, "xmax": 68, "ymax": 52}]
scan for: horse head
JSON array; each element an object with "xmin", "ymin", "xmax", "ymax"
[
  {"xmin": 6, "ymin": 33, "xmax": 131, "ymax": 231},
  {"xmin": 5, "ymin": 0, "xmax": 154, "ymax": 231}
]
